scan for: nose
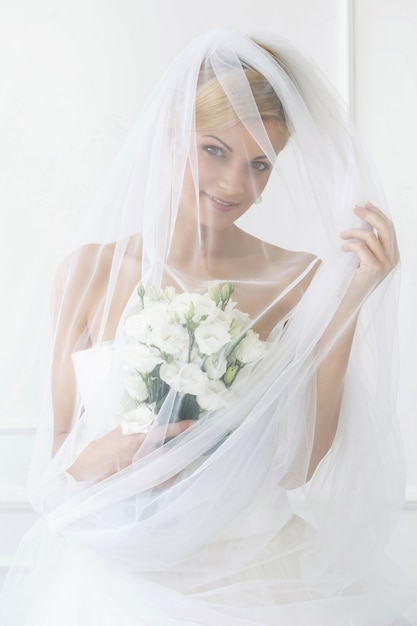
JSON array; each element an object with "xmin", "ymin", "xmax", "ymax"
[{"xmin": 217, "ymin": 162, "xmax": 245, "ymax": 197}]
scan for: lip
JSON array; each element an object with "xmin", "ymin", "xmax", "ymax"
[{"xmin": 203, "ymin": 192, "xmax": 239, "ymax": 213}]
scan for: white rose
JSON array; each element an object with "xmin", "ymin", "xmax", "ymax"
[
  {"xmin": 150, "ymin": 315, "xmax": 188, "ymax": 355},
  {"xmin": 121, "ymin": 404, "xmax": 156, "ymax": 434},
  {"xmin": 233, "ymin": 330, "xmax": 266, "ymax": 364},
  {"xmin": 203, "ymin": 353, "xmax": 228, "ymax": 380},
  {"xmin": 122, "ymin": 344, "xmax": 163, "ymax": 373},
  {"xmin": 197, "ymin": 379, "xmax": 228, "ymax": 411},
  {"xmin": 124, "ymin": 375, "xmax": 149, "ymax": 402},
  {"xmin": 194, "ymin": 321, "xmax": 231, "ymax": 355},
  {"xmin": 160, "ymin": 361, "xmax": 208, "ymax": 395}
]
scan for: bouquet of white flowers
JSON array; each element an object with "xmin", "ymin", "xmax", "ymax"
[{"xmin": 118, "ymin": 282, "xmax": 266, "ymax": 435}]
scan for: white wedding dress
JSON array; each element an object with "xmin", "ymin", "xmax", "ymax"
[{"xmin": 3, "ymin": 343, "xmax": 415, "ymax": 626}]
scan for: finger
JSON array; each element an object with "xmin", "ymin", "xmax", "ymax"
[
  {"xmin": 353, "ymin": 204, "xmax": 396, "ymax": 255},
  {"xmin": 340, "ymin": 241, "xmax": 386, "ymax": 278},
  {"xmin": 340, "ymin": 228, "xmax": 387, "ymax": 264},
  {"xmin": 167, "ymin": 419, "xmax": 197, "ymax": 435},
  {"xmin": 358, "ymin": 201, "xmax": 389, "ymax": 223},
  {"xmin": 144, "ymin": 420, "xmax": 196, "ymax": 449},
  {"xmin": 161, "ymin": 420, "xmax": 197, "ymax": 443},
  {"xmin": 344, "ymin": 202, "xmax": 399, "ymax": 264},
  {"xmin": 364, "ymin": 200, "xmax": 388, "ymax": 218},
  {"xmin": 341, "ymin": 238, "xmax": 376, "ymax": 260}
]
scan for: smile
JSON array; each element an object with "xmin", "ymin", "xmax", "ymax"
[{"xmin": 203, "ymin": 193, "xmax": 239, "ymax": 211}]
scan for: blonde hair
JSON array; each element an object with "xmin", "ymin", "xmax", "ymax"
[{"xmin": 195, "ymin": 65, "xmax": 289, "ymax": 137}]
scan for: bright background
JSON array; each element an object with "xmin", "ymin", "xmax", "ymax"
[{"xmin": 0, "ymin": 0, "xmax": 416, "ymax": 583}]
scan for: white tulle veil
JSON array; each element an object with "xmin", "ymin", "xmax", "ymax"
[{"xmin": 1, "ymin": 28, "xmax": 414, "ymax": 625}]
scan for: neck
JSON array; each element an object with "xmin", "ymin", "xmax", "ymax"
[{"xmin": 167, "ymin": 213, "xmax": 242, "ymax": 271}]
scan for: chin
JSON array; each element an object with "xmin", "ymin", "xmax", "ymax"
[
  {"xmin": 196, "ymin": 212, "xmax": 237, "ymax": 232},
  {"xmin": 197, "ymin": 199, "xmax": 249, "ymax": 230}
]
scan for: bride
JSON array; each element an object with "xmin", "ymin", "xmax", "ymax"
[{"xmin": 1, "ymin": 28, "xmax": 415, "ymax": 625}]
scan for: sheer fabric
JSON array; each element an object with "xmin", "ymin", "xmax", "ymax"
[{"xmin": 1, "ymin": 28, "xmax": 416, "ymax": 625}]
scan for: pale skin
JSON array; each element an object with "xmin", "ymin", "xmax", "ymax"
[{"xmin": 52, "ymin": 120, "xmax": 399, "ymax": 483}]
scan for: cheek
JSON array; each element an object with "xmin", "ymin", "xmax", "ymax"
[
  {"xmin": 181, "ymin": 163, "xmax": 199, "ymax": 199},
  {"xmin": 197, "ymin": 158, "xmax": 221, "ymax": 186},
  {"xmin": 246, "ymin": 172, "xmax": 270, "ymax": 198}
]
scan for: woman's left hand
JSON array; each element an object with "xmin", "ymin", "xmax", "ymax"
[{"xmin": 340, "ymin": 201, "xmax": 400, "ymax": 299}]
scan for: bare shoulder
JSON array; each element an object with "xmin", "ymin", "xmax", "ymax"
[
  {"xmin": 235, "ymin": 239, "xmax": 320, "ymax": 338},
  {"xmin": 54, "ymin": 236, "xmax": 141, "ymax": 291},
  {"xmin": 52, "ymin": 237, "xmax": 142, "ymax": 346},
  {"xmin": 261, "ymin": 240, "xmax": 320, "ymax": 287},
  {"xmin": 269, "ymin": 244, "xmax": 317, "ymax": 266},
  {"xmin": 51, "ymin": 243, "xmax": 117, "ymax": 337},
  {"xmin": 55, "ymin": 242, "xmax": 115, "ymax": 280}
]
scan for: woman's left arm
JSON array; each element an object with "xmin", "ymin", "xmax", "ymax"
[{"xmin": 307, "ymin": 202, "xmax": 400, "ymax": 480}]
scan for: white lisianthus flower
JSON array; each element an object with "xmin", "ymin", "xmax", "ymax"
[
  {"xmin": 188, "ymin": 346, "xmax": 205, "ymax": 368},
  {"xmin": 160, "ymin": 361, "xmax": 208, "ymax": 395},
  {"xmin": 120, "ymin": 404, "xmax": 156, "ymax": 434},
  {"xmin": 229, "ymin": 309, "xmax": 251, "ymax": 337},
  {"xmin": 171, "ymin": 292, "xmax": 217, "ymax": 324},
  {"xmin": 122, "ymin": 344, "xmax": 163, "ymax": 373},
  {"xmin": 126, "ymin": 301, "xmax": 174, "ymax": 336},
  {"xmin": 150, "ymin": 314, "xmax": 188, "ymax": 355},
  {"xmin": 143, "ymin": 299, "xmax": 170, "ymax": 313},
  {"xmin": 233, "ymin": 330, "xmax": 266, "ymax": 364},
  {"xmin": 124, "ymin": 375, "xmax": 149, "ymax": 402},
  {"xmin": 203, "ymin": 353, "xmax": 228, "ymax": 380},
  {"xmin": 211, "ymin": 307, "xmax": 234, "ymax": 328},
  {"xmin": 194, "ymin": 322, "xmax": 231, "ymax": 355},
  {"xmin": 125, "ymin": 313, "xmax": 151, "ymax": 343},
  {"xmin": 197, "ymin": 379, "xmax": 228, "ymax": 411}
]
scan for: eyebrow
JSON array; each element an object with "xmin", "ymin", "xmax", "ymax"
[{"xmin": 203, "ymin": 135, "xmax": 268, "ymax": 161}]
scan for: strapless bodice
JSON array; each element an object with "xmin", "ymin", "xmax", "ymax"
[{"xmin": 71, "ymin": 342, "xmax": 115, "ymax": 414}]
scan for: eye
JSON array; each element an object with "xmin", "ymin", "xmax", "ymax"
[
  {"xmin": 250, "ymin": 161, "xmax": 269, "ymax": 173},
  {"xmin": 203, "ymin": 145, "xmax": 225, "ymax": 157}
]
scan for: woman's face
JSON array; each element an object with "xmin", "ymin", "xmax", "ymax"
[{"xmin": 179, "ymin": 120, "xmax": 287, "ymax": 230}]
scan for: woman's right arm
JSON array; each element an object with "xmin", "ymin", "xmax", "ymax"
[
  {"xmin": 51, "ymin": 245, "xmax": 195, "ymax": 482},
  {"xmin": 50, "ymin": 245, "xmax": 148, "ymax": 479},
  {"xmin": 50, "ymin": 246, "xmax": 94, "ymax": 456},
  {"xmin": 66, "ymin": 421, "xmax": 196, "ymax": 482}
]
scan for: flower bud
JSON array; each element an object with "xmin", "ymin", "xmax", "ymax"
[
  {"xmin": 223, "ymin": 364, "xmax": 240, "ymax": 387},
  {"xmin": 220, "ymin": 283, "xmax": 234, "ymax": 308},
  {"xmin": 137, "ymin": 282, "xmax": 146, "ymax": 298},
  {"xmin": 149, "ymin": 286, "xmax": 159, "ymax": 302},
  {"xmin": 208, "ymin": 283, "xmax": 221, "ymax": 305},
  {"xmin": 164, "ymin": 286, "xmax": 176, "ymax": 301},
  {"xmin": 185, "ymin": 300, "xmax": 195, "ymax": 321}
]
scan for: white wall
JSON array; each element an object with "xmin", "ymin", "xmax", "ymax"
[
  {"xmin": 353, "ymin": 0, "xmax": 417, "ymax": 501},
  {"xmin": 0, "ymin": 0, "xmax": 415, "ymax": 575}
]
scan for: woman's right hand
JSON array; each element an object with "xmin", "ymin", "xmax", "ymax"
[{"xmin": 66, "ymin": 420, "xmax": 196, "ymax": 482}]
